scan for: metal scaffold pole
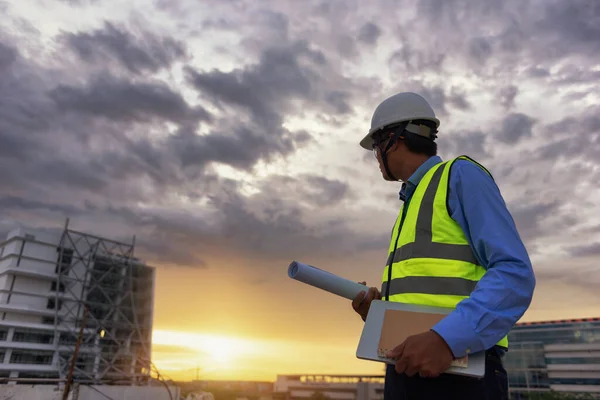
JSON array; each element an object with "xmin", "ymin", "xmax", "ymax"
[{"xmin": 63, "ymin": 306, "xmax": 89, "ymax": 400}]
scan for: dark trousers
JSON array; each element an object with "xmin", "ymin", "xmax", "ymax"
[{"xmin": 383, "ymin": 347, "xmax": 509, "ymax": 400}]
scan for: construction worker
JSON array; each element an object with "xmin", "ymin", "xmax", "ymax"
[{"xmin": 351, "ymin": 92, "xmax": 536, "ymax": 400}]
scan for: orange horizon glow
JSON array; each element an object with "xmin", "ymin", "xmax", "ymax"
[
  {"xmin": 147, "ymin": 258, "xmax": 600, "ymax": 383},
  {"xmin": 150, "ymin": 329, "xmax": 385, "ymax": 382}
]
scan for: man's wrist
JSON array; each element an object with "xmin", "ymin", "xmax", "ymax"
[{"xmin": 430, "ymin": 329, "xmax": 456, "ymax": 359}]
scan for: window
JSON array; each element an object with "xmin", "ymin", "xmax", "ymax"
[
  {"xmin": 0, "ymin": 330, "xmax": 7, "ymax": 341},
  {"xmin": 10, "ymin": 350, "xmax": 54, "ymax": 365},
  {"xmin": 546, "ymin": 357, "xmax": 600, "ymax": 364},
  {"xmin": 55, "ymin": 247, "xmax": 74, "ymax": 274},
  {"xmin": 41, "ymin": 316, "xmax": 63, "ymax": 325},
  {"xmin": 50, "ymin": 281, "xmax": 66, "ymax": 292},
  {"xmin": 12, "ymin": 329, "xmax": 54, "ymax": 344},
  {"xmin": 46, "ymin": 298, "xmax": 63, "ymax": 310}
]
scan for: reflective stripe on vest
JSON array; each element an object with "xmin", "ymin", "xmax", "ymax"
[{"xmin": 382, "ymin": 157, "xmax": 508, "ymax": 349}]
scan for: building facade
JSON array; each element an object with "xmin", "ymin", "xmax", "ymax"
[
  {"xmin": 274, "ymin": 374, "xmax": 384, "ymax": 400},
  {"xmin": 0, "ymin": 220, "xmax": 156, "ymax": 384},
  {"xmin": 505, "ymin": 318, "xmax": 600, "ymax": 398}
]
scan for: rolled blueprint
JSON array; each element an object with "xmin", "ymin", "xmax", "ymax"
[{"xmin": 288, "ymin": 261, "xmax": 369, "ymax": 300}]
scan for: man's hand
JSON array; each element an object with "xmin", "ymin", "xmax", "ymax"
[
  {"xmin": 352, "ymin": 281, "xmax": 381, "ymax": 321},
  {"xmin": 385, "ymin": 331, "xmax": 454, "ymax": 378}
]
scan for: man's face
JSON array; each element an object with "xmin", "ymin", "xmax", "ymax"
[{"xmin": 372, "ymin": 129, "xmax": 398, "ymax": 180}]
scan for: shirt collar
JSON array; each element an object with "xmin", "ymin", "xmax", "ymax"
[{"xmin": 399, "ymin": 155, "xmax": 443, "ymax": 201}]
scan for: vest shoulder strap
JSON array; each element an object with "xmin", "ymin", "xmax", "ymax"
[{"xmin": 453, "ymin": 155, "xmax": 495, "ymax": 181}]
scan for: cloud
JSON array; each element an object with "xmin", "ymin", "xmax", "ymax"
[
  {"xmin": 184, "ymin": 41, "xmax": 349, "ymax": 123},
  {"xmin": 0, "ymin": 42, "xmax": 17, "ymax": 69},
  {"xmin": 62, "ymin": 22, "xmax": 188, "ymax": 74},
  {"xmin": 1, "ymin": 0, "xmax": 600, "ymax": 320},
  {"xmin": 498, "ymin": 113, "xmax": 537, "ymax": 144},
  {"xmin": 439, "ymin": 130, "xmax": 489, "ymax": 160},
  {"xmin": 568, "ymin": 242, "xmax": 600, "ymax": 258},
  {"xmin": 357, "ymin": 23, "xmax": 382, "ymax": 45},
  {"xmin": 388, "ymin": 44, "xmax": 446, "ymax": 76},
  {"xmin": 468, "ymin": 37, "xmax": 493, "ymax": 65},
  {"xmin": 498, "ymin": 86, "xmax": 518, "ymax": 110},
  {"xmin": 49, "ymin": 73, "xmax": 211, "ymax": 124},
  {"xmin": 509, "ymin": 201, "xmax": 563, "ymax": 242}
]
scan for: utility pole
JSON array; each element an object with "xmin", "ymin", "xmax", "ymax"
[{"xmin": 63, "ymin": 306, "xmax": 89, "ymax": 400}]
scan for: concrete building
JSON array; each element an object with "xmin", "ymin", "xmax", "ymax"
[
  {"xmin": 0, "ymin": 220, "xmax": 156, "ymax": 385},
  {"xmin": 505, "ymin": 318, "xmax": 600, "ymax": 398},
  {"xmin": 1, "ymin": 383, "xmax": 180, "ymax": 399},
  {"xmin": 273, "ymin": 374, "xmax": 384, "ymax": 400}
]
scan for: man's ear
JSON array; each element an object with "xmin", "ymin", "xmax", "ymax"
[{"xmin": 390, "ymin": 136, "xmax": 404, "ymax": 151}]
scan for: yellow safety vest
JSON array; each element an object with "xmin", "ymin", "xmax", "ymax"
[{"xmin": 381, "ymin": 156, "xmax": 509, "ymax": 349}]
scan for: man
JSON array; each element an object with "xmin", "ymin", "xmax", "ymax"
[{"xmin": 351, "ymin": 92, "xmax": 536, "ymax": 400}]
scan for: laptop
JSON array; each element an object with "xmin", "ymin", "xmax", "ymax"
[{"xmin": 355, "ymin": 300, "xmax": 486, "ymax": 378}]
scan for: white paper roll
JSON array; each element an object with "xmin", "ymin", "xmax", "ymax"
[{"xmin": 288, "ymin": 261, "xmax": 369, "ymax": 300}]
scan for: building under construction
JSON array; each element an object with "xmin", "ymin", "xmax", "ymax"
[{"xmin": 0, "ymin": 219, "xmax": 156, "ymax": 385}]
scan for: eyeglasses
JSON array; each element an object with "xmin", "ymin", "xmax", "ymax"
[
  {"xmin": 371, "ymin": 132, "xmax": 392, "ymax": 158},
  {"xmin": 372, "ymin": 126, "xmax": 406, "ymax": 158}
]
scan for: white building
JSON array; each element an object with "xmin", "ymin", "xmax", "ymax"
[
  {"xmin": 273, "ymin": 374, "xmax": 384, "ymax": 400},
  {"xmin": 0, "ymin": 220, "xmax": 156, "ymax": 385},
  {"xmin": 505, "ymin": 318, "xmax": 600, "ymax": 398}
]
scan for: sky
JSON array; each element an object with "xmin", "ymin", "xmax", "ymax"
[{"xmin": 1, "ymin": 0, "xmax": 600, "ymax": 383}]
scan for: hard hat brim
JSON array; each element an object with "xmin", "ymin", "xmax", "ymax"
[{"xmin": 359, "ymin": 132, "xmax": 374, "ymax": 150}]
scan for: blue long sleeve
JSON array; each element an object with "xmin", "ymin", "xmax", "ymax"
[{"xmin": 430, "ymin": 159, "xmax": 536, "ymax": 357}]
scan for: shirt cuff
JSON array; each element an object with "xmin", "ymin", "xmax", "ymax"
[{"xmin": 431, "ymin": 311, "xmax": 485, "ymax": 358}]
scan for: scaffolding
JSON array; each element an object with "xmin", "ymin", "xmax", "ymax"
[{"xmin": 51, "ymin": 218, "xmax": 154, "ymax": 385}]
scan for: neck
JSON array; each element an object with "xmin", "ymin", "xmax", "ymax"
[{"xmin": 399, "ymin": 154, "xmax": 431, "ymax": 182}]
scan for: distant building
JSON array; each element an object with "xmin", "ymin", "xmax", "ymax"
[
  {"xmin": 505, "ymin": 318, "xmax": 600, "ymax": 398},
  {"xmin": 0, "ymin": 219, "xmax": 156, "ymax": 384},
  {"xmin": 273, "ymin": 374, "xmax": 384, "ymax": 400}
]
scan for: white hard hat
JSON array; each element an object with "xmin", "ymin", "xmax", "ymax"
[{"xmin": 360, "ymin": 92, "xmax": 441, "ymax": 150}]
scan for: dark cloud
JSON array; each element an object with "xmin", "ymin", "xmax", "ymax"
[
  {"xmin": 0, "ymin": 23, "xmax": 372, "ymax": 270},
  {"xmin": 509, "ymin": 201, "xmax": 562, "ymax": 242},
  {"xmin": 107, "ymin": 176, "xmax": 367, "ymax": 266},
  {"xmin": 0, "ymin": 196, "xmax": 81, "ymax": 216},
  {"xmin": 439, "ymin": 130, "xmax": 488, "ymax": 159},
  {"xmin": 526, "ymin": 66, "xmax": 551, "ymax": 78},
  {"xmin": 545, "ymin": 106, "xmax": 600, "ymax": 137},
  {"xmin": 421, "ymin": 87, "xmax": 448, "ymax": 116},
  {"xmin": 388, "ymin": 44, "xmax": 446, "ymax": 75},
  {"xmin": 63, "ymin": 22, "xmax": 188, "ymax": 74},
  {"xmin": 182, "ymin": 39, "xmax": 361, "ymax": 170},
  {"xmin": 2, "ymin": 0, "xmax": 600, "ymax": 288},
  {"xmin": 468, "ymin": 37, "xmax": 493, "ymax": 65},
  {"xmin": 357, "ymin": 23, "xmax": 382, "ymax": 45},
  {"xmin": 305, "ymin": 176, "xmax": 349, "ymax": 206},
  {"xmin": 567, "ymin": 242, "xmax": 600, "ymax": 258},
  {"xmin": 49, "ymin": 73, "xmax": 211, "ymax": 124},
  {"xmin": 0, "ymin": 42, "xmax": 17, "ymax": 69},
  {"xmin": 184, "ymin": 41, "xmax": 337, "ymax": 125},
  {"xmin": 535, "ymin": 0, "xmax": 600, "ymax": 57},
  {"xmin": 537, "ymin": 105, "xmax": 600, "ymax": 161},
  {"xmin": 448, "ymin": 88, "xmax": 471, "ymax": 110},
  {"xmin": 498, "ymin": 113, "xmax": 536, "ymax": 143}
]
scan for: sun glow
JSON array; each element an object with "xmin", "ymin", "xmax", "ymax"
[
  {"xmin": 150, "ymin": 328, "xmax": 385, "ymax": 381},
  {"xmin": 152, "ymin": 330, "xmax": 264, "ymax": 371}
]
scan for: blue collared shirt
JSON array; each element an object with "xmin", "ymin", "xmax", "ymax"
[{"xmin": 398, "ymin": 155, "xmax": 536, "ymax": 358}]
